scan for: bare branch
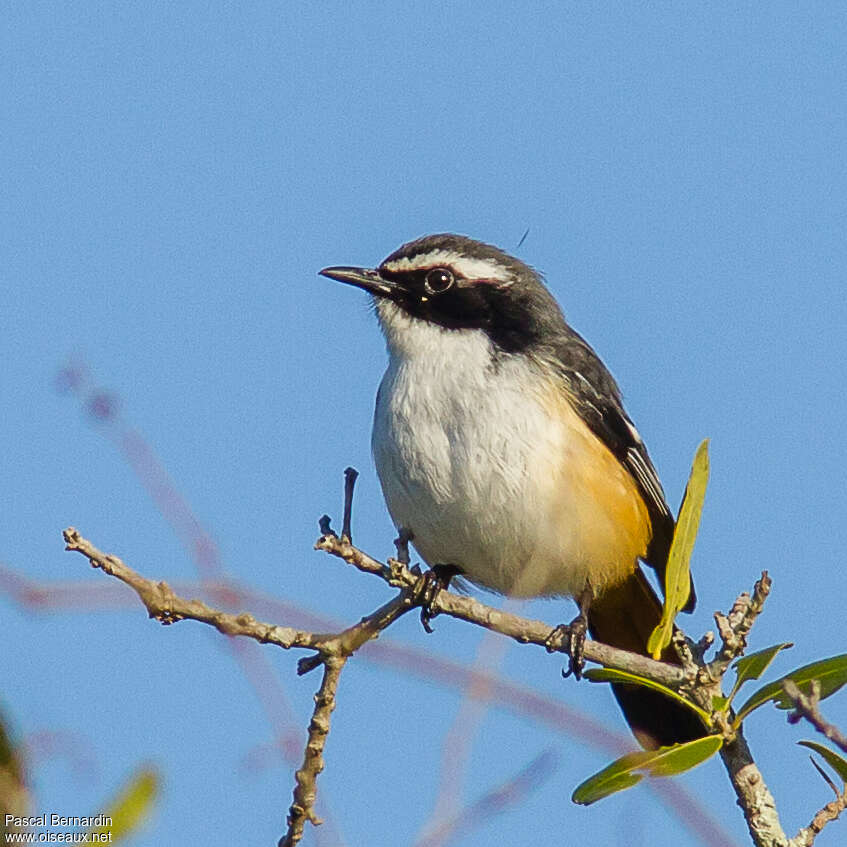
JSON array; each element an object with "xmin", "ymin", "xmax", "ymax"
[
  {"xmin": 783, "ymin": 679, "xmax": 847, "ymax": 755},
  {"xmin": 699, "ymin": 576, "xmax": 796, "ymax": 847},
  {"xmin": 341, "ymin": 466, "xmax": 358, "ymax": 542},
  {"xmin": 315, "ymin": 532, "xmax": 689, "ymax": 689},
  {"xmin": 64, "ymin": 525, "xmax": 421, "ymax": 847},
  {"xmin": 781, "ymin": 681, "xmax": 847, "ymax": 845},
  {"xmin": 279, "ymin": 656, "xmax": 345, "ymax": 847},
  {"xmin": 296, "ymin": 592, "xmax": 416, "ymax": 676},
  {"xmin": 791, "ymin": 791, "xmax": 847, "ymax": 847},
  {"xmin": 789, "ymin": 792, "xmax": 847, "ymax": 847},
  {"xmin": 708, "ymin": 572, "xmax": 772, "ymax": 680},
  {"xmin": 706, "ymin": 577, "xmax": 847, "ymax": 847},
  {"xmin": 62, "ymin": 528, "xmax": 323, "ymax": 652},
  {"xmin": 719, "ymin": 730, "xmax": 789, "ymax": 847},
  {"xmin": 66, "ymin": 522, "xmax": 841, "ymax": 847}
]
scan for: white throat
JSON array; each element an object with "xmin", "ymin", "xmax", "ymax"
[{"xmin": 373, "ymin": 298, "xmax": 490, "ymax": 363}]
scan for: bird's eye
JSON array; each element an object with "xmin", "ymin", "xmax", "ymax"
[{"xmin": 424, "ymin": 267, "xmax": 454, "ymax": 295}]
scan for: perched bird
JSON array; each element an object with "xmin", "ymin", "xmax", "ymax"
[{"xmin": 320, "ymin": 233, "xmax": 700, "ymax": 749}]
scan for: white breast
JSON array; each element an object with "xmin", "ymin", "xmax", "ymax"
[{"xmin": 371, "ymin": 301, "xmax": 636, "ymax": 598}]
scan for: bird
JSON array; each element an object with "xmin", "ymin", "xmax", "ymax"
[{"xmin": 320, "ymin": 233, "xmax": 701, "ymax": 749}]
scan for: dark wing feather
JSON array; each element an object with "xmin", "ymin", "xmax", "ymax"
[{"xmin": 547, "ymin": 329, "xmax": 695, "ymax": 611}]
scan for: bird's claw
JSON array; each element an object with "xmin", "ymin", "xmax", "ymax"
[
  {"xmin": 545, "ymin": 615, "xmax": 588, "ymax": 680},
  {"xmin": 419, "ymin": 572, "xmax": 440, "ymax": 633},
  {"xmin": 417, "ymin": 565, "xmax": 459, "ymax": 633},
  {"xmin": 563, "ymin": 614, "xmax": 587, "ymax": 679}
]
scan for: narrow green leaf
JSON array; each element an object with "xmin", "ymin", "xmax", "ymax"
[
  {"xmin": 712, "ymin": 695, "xmax": 729, "ymax": 712},
  {"xmin": 735, "ymin": 654, "xmax": 847, "ymax": 725},
  {"xmin": 584, "ymin": 667, "xmax": 711, "ymax": 724},
  {"xmin": 728, "ymin": 643, "xmax": 794, "ymax": 703},
  {"xmin": 798, "ymin": 741, "xmax": 847, "ymax": 786},
  {"xmin": 648, "ymin": 439, "xmax": 709, "ymax": 659},
  {"xmin": 572, "ymin": 766, "xmax": 641, "ymax": 805},
  {"xmin": 572, "ymin": 735, "xmax": 723, "ymax": 805},
  {"xmin": 88, "ymin": 765, "xmax": 159, "ymax": 842}
]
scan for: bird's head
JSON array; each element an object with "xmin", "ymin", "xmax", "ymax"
[{"xmin": 320, "ymin": 233, "xmax": 566, "ymax": 355}]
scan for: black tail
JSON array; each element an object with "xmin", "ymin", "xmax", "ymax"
[{"xmin": 587, "ymin": 569, "xmax": 704, "ymax": 749}]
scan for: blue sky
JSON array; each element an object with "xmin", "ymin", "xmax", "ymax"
[{"xmin": 3, "ymin": 3, "xmax": 847, "ymax": 845}]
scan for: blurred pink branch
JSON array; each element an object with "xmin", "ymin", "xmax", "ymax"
[{"xmin": 414, "ymin": 750, "xmax": 559, "ymax": 847}]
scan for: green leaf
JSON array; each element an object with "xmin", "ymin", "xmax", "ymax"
[
  {"xmin": 711, "ymin": 695, "xmax": 729, "ymax": 712},
  {"xmin": 87, "ymin": 765, "xmax": 159, "ymax": 842},
  {"xmin": 572, "ymin": 735, "xmax": 723, "ymax": 805},
  {"xmin": 735, "ymin": 654, "xmax": 847, "ymax": 725},
  {"xmin": 798, "ymin": 740, "xmax": 847, "ymax": 786},
  {"xmin": 648, "ymin": 439, "xmax": 709, "ymax": 659},
  {"xmin": 728, "ymin": 643, "xmax": 793, "ymax": 703},
  {"xmin": 584, "ymin": 667, "xmax": 711, "ymax": 725}
]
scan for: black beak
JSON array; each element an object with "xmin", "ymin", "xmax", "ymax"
[{"xmin": 318, "ymin": 265, "xmax": 398, "ymax": 298}]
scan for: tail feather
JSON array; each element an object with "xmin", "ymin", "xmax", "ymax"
[{"xmin": 587, "ymin": 569, "xmax": 704, "ymax": 749}]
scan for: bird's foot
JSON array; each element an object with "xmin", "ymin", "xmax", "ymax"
[
  {"xmin": 562, "ymin": 612, "xmax": 588, "ymax": 680},
  {"xmin": 544, "ymin": 615, "xmax": 587, "ymax": 680},
  {"xmin": 545, "ymin": 582, "xmax": 593, "ymax": 680},
  {"xmin": 418, "ymin": 564, "xmax": 461, "ymax": 633}
]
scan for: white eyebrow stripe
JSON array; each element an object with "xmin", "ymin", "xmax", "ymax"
[{"xmin": 382, "ymin": 251, "xmax": 513, "ymax": 283}]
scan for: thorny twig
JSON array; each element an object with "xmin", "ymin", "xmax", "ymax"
[
  {"xmin": 315, "ymin": 531, "xmax": 688, "ymax": 688},
  {"xmin": 784, "ymin": 679, "xmax": 847, "ymax": 755},
  {"xmin": 62, "ymin": 528, "xmax": 323, "ymax": 651},
  {"xmin": 63, "ymin": 525, "xmax": 418, "ymax": 846},
  {"xmin": 708, "ymin": 572, "xmax": 772, "ymax": 681},
  {"xmin": 781, "ymin": 679, "xmax": 847, "ymax": 846},
  {"xmin": 62, "ymin": 469, "xmax": 847, "ymax": 847},
  {"xmin": 792, "ymin": 792, "xmax": 847, "ymax": 847},
  {"xmin": 62, "ymin": 520, "xmax": 693, "ymax": 845},
  {"xmin": 279, "ymin": 657, "xmax": 345, "ymax": 847}
]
